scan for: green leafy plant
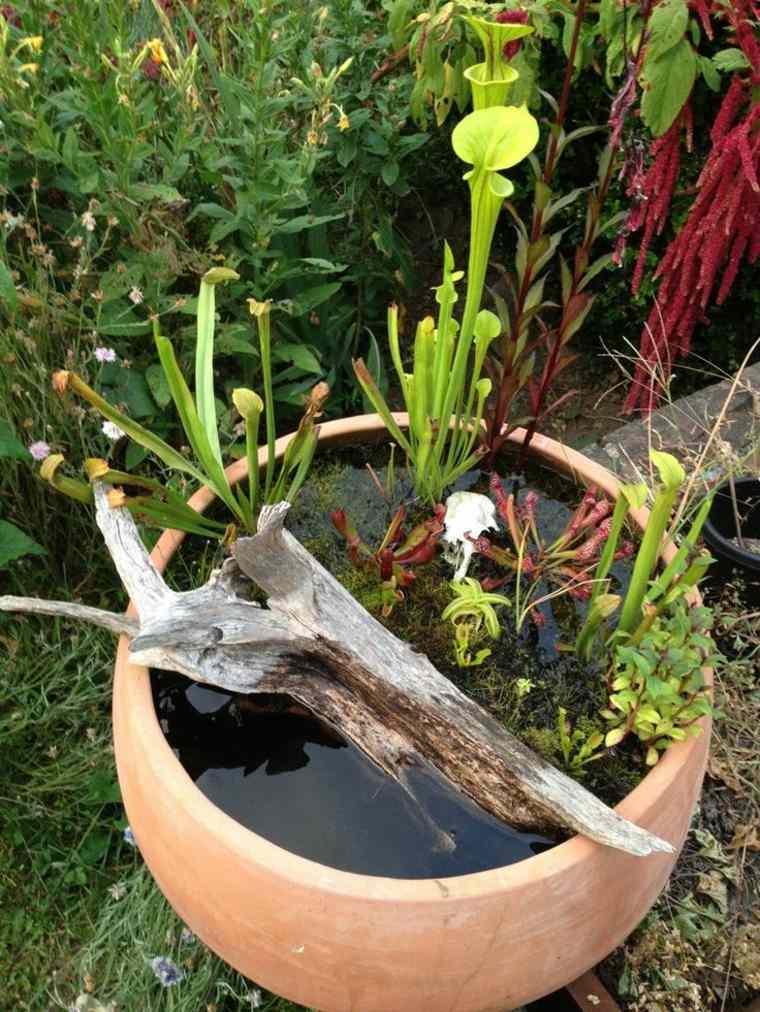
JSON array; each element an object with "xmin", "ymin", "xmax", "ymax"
[
  {"xmin": 354, "ymin": 102, "xmax": 539, "ymax": 503},
  {"xmin": 441, "ymin": 576, "xmax": 511, "ymax": 666},
  {"xmin": 601, "ymin": 598, "xmax": 718, "ymax": 766},
  {"xmin": 0, "ymin": 419, "xmax": 46, "ymax": 567},
  {"xmin": 573, "ymin": 450, "xmax": 718, "ymax": 766},
  {"xmin": 43, "ymin": 271, "xmax": 326, "ymax": 537},
  {"xmin": 556, "ymin": 708, "xmax": 605, "ymax": 773},
  {"xmin": 576, "ymin": 451, "xmax": 715, "ymax": 661}
]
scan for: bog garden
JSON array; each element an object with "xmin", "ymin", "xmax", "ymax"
[{"xmin": 1, "ymin": 2, "xmax": 759, "ymax": 1010}]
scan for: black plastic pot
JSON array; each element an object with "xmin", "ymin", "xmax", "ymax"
[{"xmin": 702, "ymin": 477, "xmax": 760, "ymax": 603}]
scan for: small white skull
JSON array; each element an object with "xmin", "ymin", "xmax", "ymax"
[{"xmin": 442, "ymin": 491, "xmax": 497, "ymax": 581}]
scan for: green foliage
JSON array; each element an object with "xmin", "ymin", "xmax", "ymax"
[
  {"xmin": 640, "ymin": 37, "xmax": 697, "ymax": 137},
  {"xmin": 441, "ymin": 576, "xmax": 511, "ymax": 667},
  {"xmin": 0, "ymin": 517, "xmax": 46, "ymax": 567},
  {"xmin": 601, "ymin": 598, "xmax": 718, "ymax": 765},
  {"xmin": 0, "ymin": 0, "xmax": 430, "ymax": 426},
  {"xmin": 354, "ymin": 103, "xmax": 539, "ymax": 502},
  {"xmin": 0, "ymin": 418, "xmax": 45, "ymax": 565}
]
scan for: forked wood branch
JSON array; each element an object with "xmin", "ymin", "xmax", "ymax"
[{"xmin": 0, "ymin": 483, "xmax": 673, "ymax": 858}]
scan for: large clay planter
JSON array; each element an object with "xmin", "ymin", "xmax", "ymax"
[{"xmin": 113, "ymin": 414, "xmax": 711, "ymax": 1012}]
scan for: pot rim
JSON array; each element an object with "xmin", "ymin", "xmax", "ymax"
[
  {"xmin": 702, "ymin": 476, "xmax": 760, "ymax": 571},
  {"xmin": 118, "ymin": 412, "xmax": 711, "ymax": 901}
]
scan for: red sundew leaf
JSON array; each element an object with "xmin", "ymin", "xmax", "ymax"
[{"xmin": 378, "ymin": 547, "xmax": 395, "ymax": 582}]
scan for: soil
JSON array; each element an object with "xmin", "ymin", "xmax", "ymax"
[{"xmin": 732, "ymin": 537, "xmax": 760, "ymax": 555}]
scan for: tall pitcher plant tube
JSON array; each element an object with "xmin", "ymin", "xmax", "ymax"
[
  {"xmin": 354, "ymin": 104, "xmax": 538, "ymax": 504},
  {"xmin": 463, "ymin": 15, "xmax": 533, "ymax": 111},
  {"xmin": 453, "ymin": 105, "xmax": 539, "ymax": 346},
  {"xmin": 47, "ymin": 274, "xmax": 326, "ymax": 539}
]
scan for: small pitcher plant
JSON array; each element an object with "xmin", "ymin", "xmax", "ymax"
[{"xmin": 43, "ymin": 271, "xmax": 326, "ymax": 538}]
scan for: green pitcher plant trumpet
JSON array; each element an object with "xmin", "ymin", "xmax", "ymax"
[
  {"xmin": 354, "ymin": 103, "xmax": 539, "ymax": 503},
  {"xmin": 463, "ymin": 15, "xmax": 533, "ymax": 110},
  {"xmin": 45, "ymin": 271, "xmax": 327, "ymax": 538}
]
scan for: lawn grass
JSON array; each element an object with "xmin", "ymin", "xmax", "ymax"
[{"xmin": 0, "ymin": 587, "xmax": 308, "ymax": 1011}]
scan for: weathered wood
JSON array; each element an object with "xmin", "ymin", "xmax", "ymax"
[
  {"xmin": 0, "ymin": 596, "xmax": 138, "ymax": 637},
  {"xmin": 2, "ymin": 483, "xmax": 673, "ymax": 857}
]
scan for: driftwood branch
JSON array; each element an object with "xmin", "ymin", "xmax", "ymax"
[
  {"xmin": 1, "ymin": 483, "xmax": 673, "ymax": 858},
  {"xmin": 0, "ymin": 596, "xmax": 137, "ymax": 637}
]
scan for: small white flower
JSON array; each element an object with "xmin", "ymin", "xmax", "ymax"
[
  {"xmin": 108, "ymin": 881, "xmax": 127, "ymax": 900},
  {"xmin": 442, "ymin": 491, "xmax": 497, "ymax": 581},
  {"xmin": 94, "ymin": 346, "xmax": 117, "ymax": 363},
  {"xmin": 249, "ymin": 988, "xmax": 263, "ymax": 1009},
  {"xmin": 81, "ymin": 210, "xmax": 96, "ymax": 232},
  {"xmin": 102, "ymin": 420, "xmax": 125, "ymax": 441},
  {"xmin": 4, "ymin": 212, "xmax": 25, "ymax": 232},
  {"xmin": 29, "ymin": 439, "xmax": 51, "ymax": 461},
  {"xmin": 128, "ymin": 286, "xmax": 143, "ymax": 305}
]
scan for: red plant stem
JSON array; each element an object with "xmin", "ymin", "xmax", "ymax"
[
  {"xmin": 542, "ymin": 0, "xmax": 590, "ymax": 188},
  {"xmin": 521, "ymin": 146, "xmax": 617, "ymax": 452},
  {"xmin": 484, "ymin": 0, "xmax": 593, "ymax": 460}
]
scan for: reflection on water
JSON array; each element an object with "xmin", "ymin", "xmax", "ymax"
[{"xmin": 152, "ymin": 671, "xmax": 555, "ymax": 879}]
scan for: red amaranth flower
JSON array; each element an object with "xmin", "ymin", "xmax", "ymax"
[
  {"xmin": 626, "ymin": 0, "xmax": 760, "ymax": 412},
  {"xmin": 609, "ymin": 61, "xmax": 638, "ymax": 151},
  {"xmin": 627, "ymin": 104, "xmax": 692, "ymax": 296},
  {"xmin": 494, "ymin": 8, "xmax": 530, "ymax": 60}
]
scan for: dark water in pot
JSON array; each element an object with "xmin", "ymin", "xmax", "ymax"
[{"xmin": 151, "ymin": 671, "xmax": 554, "ymax": 879}]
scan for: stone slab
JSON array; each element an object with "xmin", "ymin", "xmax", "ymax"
[{"xmin": 583, "ymin": 362, "xmax": 760, "ymax": 482}]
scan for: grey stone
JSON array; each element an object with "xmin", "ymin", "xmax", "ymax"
[{"xmin": 583, "ymin": 362, "xmax": 760, "ymax": 482}]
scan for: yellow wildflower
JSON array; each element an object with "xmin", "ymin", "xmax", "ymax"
[
  {"xmin": 147, "ymin": 38, "xmax": 168, "ymax": 65},
  {"xmin": 21, "ymin": 36, "xmax": 44, "ymax": 52}
]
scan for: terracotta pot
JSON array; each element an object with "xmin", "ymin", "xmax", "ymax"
[{"xmin": 113, "ymin": 415, "xmax": 711, "ymax": 1012}]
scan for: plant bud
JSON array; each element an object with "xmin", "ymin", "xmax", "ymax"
[
  {"xmin": 51, "ymin": 370, "xmax": 70, "ymax": 394},
  {"xmin": 202, "ymin": 267, "xmax": 240, "ymax": 285},
  {"xmin": 232, "ymin": 388, "xmax": 264, "ymax": 420},
  {"xmin": 85, "ymin": 458, "xmax": 110, "ymax": 480}
]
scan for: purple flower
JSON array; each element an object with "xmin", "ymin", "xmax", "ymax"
[
  {"xmin": 150, "ymin": 956, "xmax": 184, "ymax": 987},
  {"xmin": 94, "ymin": 347, "xmax": 117, "ymax": 363},
  {"xmin": 123, "ymin": 826, "xmax": 136, "ymax": 847},
  {"xmin": 29, "ymin": 440, "xmax": 51, "ymax": 461}
]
